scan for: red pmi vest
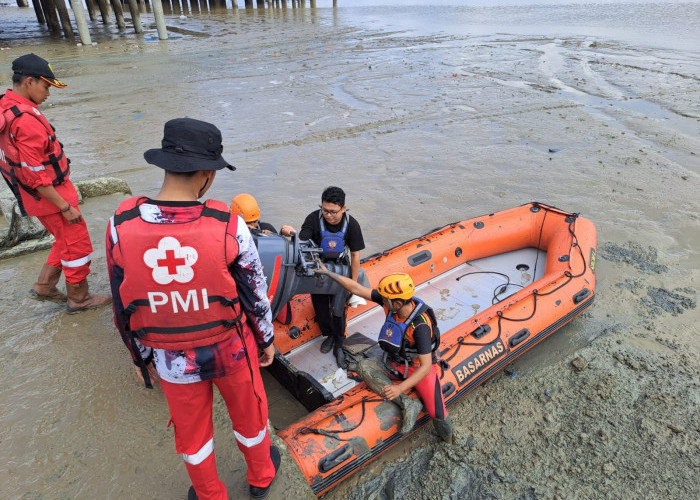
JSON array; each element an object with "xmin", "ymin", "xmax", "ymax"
[
  {"xmin": 112, "ymin": 197, "xmax": 244, "ymax": 350},
  {"xmin": 0, "ymin": 98, "xmax": 70, "ymax": 215}
]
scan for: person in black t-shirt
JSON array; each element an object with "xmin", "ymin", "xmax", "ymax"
[{"xmin": 298, "ymin": 186, "xmax": 365, "ymax": 368}]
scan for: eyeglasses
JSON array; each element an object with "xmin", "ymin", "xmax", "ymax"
[{"xmin": 319, "ymin": 205, "xmax": 343, "ymax": 216}]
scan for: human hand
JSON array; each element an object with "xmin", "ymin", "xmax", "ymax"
[
  {"xmin": 259, "ymin": 344, "xmax": 275, "ymax": 367},
  {"xmin": 381, "ymin": 383, "xmax": 403, "ymax": 400},
  {"xmin": 134, "ymin": 363, "xmax": 159, "ymax": 387},
  {"xmin": 280, "ymin": 225, "xmax": 296, "ymax": 237},
  {"xmin": 314, "ymin": 259, "xmax": 329, "ymax": 275},
  {"xmin": 62, "ymin": 205, "xmax": 83, "ymax": 225}
]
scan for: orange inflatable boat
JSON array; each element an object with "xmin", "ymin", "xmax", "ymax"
[{"xmin": 262, "ymin": 202, "xmax": 596, "ymax": 496}]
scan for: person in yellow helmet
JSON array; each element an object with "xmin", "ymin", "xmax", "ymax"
[
  {"xmin": 315, "ymin": 264, "xmax": 454, "ymax": 443},
  {"xmin": 230, "ymin": 193, "xmax": 295, "ymax": 237}
]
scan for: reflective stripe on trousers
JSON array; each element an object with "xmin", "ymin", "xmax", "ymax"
[
  {"xmin": 182, "ymin": 437, "xmax": 214, "ymax": 465},
  {"xmin": 234, "ymin": 426, "xmax": 267, "ymax": 448}
]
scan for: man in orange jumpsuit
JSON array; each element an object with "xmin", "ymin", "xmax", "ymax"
[{"xmin": 0, "ymin": 53, "xmax": 110, "ymax": 313}]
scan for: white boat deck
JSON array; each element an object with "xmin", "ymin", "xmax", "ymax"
[{"xmin": 284, "ymin": 248, "xmax": 546, "ymax": 397}]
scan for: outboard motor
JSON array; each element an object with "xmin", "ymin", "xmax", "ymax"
[{"xmin": 253, "ymin": 232, "xmax": 364, "ymax": 319}]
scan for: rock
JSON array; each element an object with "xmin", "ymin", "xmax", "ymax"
[
  {"xmin": 0, "ymin": 233, "xmax": 54, "ymax": 259},
  {"xmin": 0, "ymin": 195, "xmax": 48, "ymax": 249},
  {"xmin": 667, "ymin": 423, "xmax": 684, "ymax": 434},
  {"xmin": 571, "ymin": 356, "xmax": 587, "ymax": 372},
  {"xmin": 74, "ymin": 177, "xmax": 131, "ymax": 199},
  {"xmin": 0, "ymin": 177, "xmax": 131, "ymax": 259},
  {"xmin": 602, "ymin": 463, "xmax": 616, "ymax": 476}
]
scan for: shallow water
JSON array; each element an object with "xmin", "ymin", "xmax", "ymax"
[{"xmin": 1, "ymin": 2, "xmax": 699, "ymax": 499}]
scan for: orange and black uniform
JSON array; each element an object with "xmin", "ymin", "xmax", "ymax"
[
  {"xmin": 0, "ymin": 89, "xmax": 93, "ymax": 282},
  {"xmin": 370, "ymin": 289, "xmax": 447, "ymax": 421}
]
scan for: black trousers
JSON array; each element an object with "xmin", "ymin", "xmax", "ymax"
[{"xmin": 311, "ymin": 293, "xmax": 346, "ymax": 342}]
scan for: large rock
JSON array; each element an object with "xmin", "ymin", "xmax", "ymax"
[
  {"xmin": 74, "ymin": 177, "xmax": 131, "ymax": 199},
  {"xmin": 0, "ymin": 177, "xmax": 132, "ymax": 259},
  {"xmin": 0, "ymin": 195, "xmax": 49, "ymax": 249}
]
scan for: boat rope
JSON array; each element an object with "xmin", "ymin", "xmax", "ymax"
[
  {"xmin": 438, "ymin": 208, "xmax": 588, "ymax": 379},
  {"xmin": 299, "ymin": 397, "xmax": 384, "ymax": 441}
]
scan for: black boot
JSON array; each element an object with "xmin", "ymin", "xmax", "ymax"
[
  {"xmin": 249, "ymin": 445, "xmax": 281, "ymax": 500},
  {"xmin": 334, "ymin": 335, "xmax": 347, "ymax": 369},
  {"xmin": 320, "ymin": 335, "xmax": 335, "ymax": 353}
]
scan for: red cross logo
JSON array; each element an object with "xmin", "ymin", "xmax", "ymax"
[
  {"xmin": 144, "ymin": 236, "xmax": 199, "ymax": 285},
  {"xmin": 157, "ymin": 249, "xmax": 186, "ymax": 275}
]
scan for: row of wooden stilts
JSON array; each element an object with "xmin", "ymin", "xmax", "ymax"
[{"xmin": 15, "ymin": 0, "xmax": 335, "ymax": 43}]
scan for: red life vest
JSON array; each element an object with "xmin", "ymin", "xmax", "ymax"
[
  {"xmin": 112, "ymin": 197, "xmax": 244, "ymax": 350},
  {"xmin": 0, "ymin": 96, "xmax": 70, "ymax": 216}
]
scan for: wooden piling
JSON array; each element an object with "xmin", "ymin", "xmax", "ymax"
[
  {"xmin": 151, "ymin": 0, "xmax": 168, "ymax": 40},
  {"xmin": 126, "ymin": 0, "xmax": 143, "ymax": 33},
  {"xmin": 16, "ymin": 0, "xmax": 29, "ymax": 7},
  {"xmin": 109, "ymin": 0, "xmax": 126, "ymax": 30},
  {"xmin": 53, "ymin": 0, "xmax": 75, "ymax": 38},
  {"xmin": 39, "ymin": 0, "xmax": 61, "ymax": 32},
  {"xmin": 30, "ymin": 0, "xmax": 45, "ymax": 24},
  {"xmin": 69, "ymin": 0, "xmax": 92, "ymax": 44},
  {"xmin": 95, "ymin": 0, "xmax": 110, "ymax": 24},
  {"xmin": 83, "ymin": 0, "xmax": 98, "ymax": 22}
]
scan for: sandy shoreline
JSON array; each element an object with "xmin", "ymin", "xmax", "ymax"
[{"xmin": 1, "ymin": 4, "xmax": 699, "ymax": 499}]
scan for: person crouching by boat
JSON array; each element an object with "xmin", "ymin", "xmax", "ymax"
[
  {"xmin": 230, "ymin": 193, "xmax": 296, "ymax": 237},
  {"xmin": 315, "ymin": 264, "xmax": 454, "ymax": 443}
]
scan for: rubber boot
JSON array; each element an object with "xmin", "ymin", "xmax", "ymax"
[
  {"xmin": 433, "ymin": 416, "xmax": 455, "ymax": 444},
  {"xmin": 396, "ymin": 394, "xmax": 423, "ymax": 434},
  {"xmin": 66, "ymin": 280, "xmax": 112, "ymax": 314},
  {"xmin": 333, "ymin": 335, "xmax": 347, "ymax": 369},
  {"xmin": 356, "ymin": 359, "xmax": 423, "ymax": 433},
  {"xmin": 27, "ymin": 264, "xmax": 66, "ymax": 303},
  {"xmin": 320, "ymin": 335, "xmax": 335, "ymax": 354},
  {"xmin": 187, "ymin": 486, "xmax": 198, "ymax": 500}
]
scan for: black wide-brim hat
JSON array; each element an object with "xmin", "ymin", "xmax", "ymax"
[{"xmin": 144, "ymin": 117, "xmax": 235, "ymax": 172}]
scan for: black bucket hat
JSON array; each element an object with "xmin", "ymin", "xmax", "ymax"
[
  {"xmin": 12, "ymin": 53, "xmax": 67, "ymax": 89},
  {"xmin": 144, "ymin": 118, "xmax": 235, "ymax": 172}
]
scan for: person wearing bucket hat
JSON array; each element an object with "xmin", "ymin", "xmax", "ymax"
[
  {"xmin": 1, "ymin": 53, "xmax": 111, "ymax": 313},
  {"xmin": 106, "ymin": 118, "xmax": 280, "ymax": 500}
]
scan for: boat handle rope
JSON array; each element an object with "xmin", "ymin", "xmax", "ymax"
[
  {"xmin": 438, "ymin": 217, "xmax": 588, "ymax": 380},
  {"xmin": 299, "ymin": 397, "xmax": 385, "ymax": 441}
]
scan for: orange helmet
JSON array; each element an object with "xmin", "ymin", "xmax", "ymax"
[
  {"xmin": 230, "ymin": 193, "xmax": 260, "ymax": 223},
  {"xmin": 377, "ymin": 273, "xmax": 415, "ymax": 301}
]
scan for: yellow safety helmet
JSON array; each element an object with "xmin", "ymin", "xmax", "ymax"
[
  {"xmin": 230, "ymin": 193, "xmax": 261, "ymax": 223},
  {"xmin": 377, "ymin": 273, "xmax": 415, "ymax": 301}
]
